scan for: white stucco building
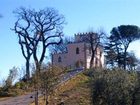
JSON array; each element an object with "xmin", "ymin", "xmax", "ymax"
[{"xmin": 52, "ymin": 32, "xmax": 104, "ymax": 69}]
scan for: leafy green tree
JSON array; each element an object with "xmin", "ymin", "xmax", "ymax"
[
  {"xmin": 107, "ymin": 25, "xmax": 140, "ymax": 69},
  {"xmin": 105, "ymin": 38, "xmax": 124, "ymax": 68}
]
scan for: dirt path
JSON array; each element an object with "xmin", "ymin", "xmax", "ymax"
[{"xmin": 0, "ymin": 93, "xmax": 34, "ymax": 105}]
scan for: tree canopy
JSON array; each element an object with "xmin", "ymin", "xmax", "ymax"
[{"xmin": 105, "ymin": 25, "xmax": 140, "ymax": 69}]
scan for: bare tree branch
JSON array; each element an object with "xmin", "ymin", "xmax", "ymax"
[{"xmin": 12, "ymin": 7, "xmax": 65, "ymax": 81}]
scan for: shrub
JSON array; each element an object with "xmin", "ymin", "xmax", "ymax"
[{"xmin": 91, "ymin": 68, "xmax": 139, "ymax": 105}]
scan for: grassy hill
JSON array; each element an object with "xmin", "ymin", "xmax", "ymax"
[{"xmin": 31, "ymin": 72, "xmax": 92, "ymax": 105}]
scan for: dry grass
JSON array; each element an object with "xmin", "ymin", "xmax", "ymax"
[{"xmin": 31, "ymin": 73, "xmax": 92, "ymax": 105}]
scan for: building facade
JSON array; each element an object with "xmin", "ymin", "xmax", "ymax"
[{"xmin": 52, "ymin": 32, "xmax": 104, "ymax": 69}]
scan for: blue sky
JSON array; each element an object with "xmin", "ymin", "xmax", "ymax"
[{"xmin": 0, "ymin": 0, "xmax": 140, "ymax": 78}]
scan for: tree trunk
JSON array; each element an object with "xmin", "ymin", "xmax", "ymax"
[
  {"xmin": 35, "ymin": 90, "xmax": 38, "ymax": 105},
  {"xmin": 36, "ymin": 62, "xmax": 42, "ymax": 72},
  {"xmin": 90, "ymin": 56, "xmax": 94, "ymax": 69},
  {"xmin": 34, "ymin": 61, "xmax": 40, "ymax": 105},
  {"xmin": 123, "ymin": 48, "xmax": 127, "ymax": 70},
  {"xmin": 26, "ymin": 59, "xmax": 30, "ymax": 79},
  {"xmin": 90, "ymin": 51, "xmax": 95, "ymax": 69}
]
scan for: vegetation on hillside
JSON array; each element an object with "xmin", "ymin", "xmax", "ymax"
[
  {"xmin": 30, "ymin": 68, "xmax": 140, "ymax": 105},
  {"xmin": 31, "ymin": 72, "xmax": 91, "ymax": 105}
]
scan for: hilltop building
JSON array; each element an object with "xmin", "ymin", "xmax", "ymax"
[{"xmin": 52, "ymin": 32, "xmax": 104, "ymax": 69}]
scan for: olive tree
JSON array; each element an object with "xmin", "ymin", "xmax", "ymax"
[{"xmin": 91, "ymin": 68, "xmax": 139, "ymax": 105}]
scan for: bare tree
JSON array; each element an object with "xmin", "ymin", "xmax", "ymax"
[
  {"xmin": 29, "ymin": 8, "xmax": 64, "ymax": 72},
  {"xmin": 13, "ymin": 7, "xmax": 65, "ymax": 105},
  {"xmin": 81, "ymin": 30, "xmax": 105, "ymax": 68},
  {"xmin": 13, "ymin": 7, "xmax": 64, "ymax": 75},
  {"xmin": 49, "ymin": 36, "xmax": 74, "ymax": 53},
  {"xmin": 13, "ymin": 8, "xmax": 33, "ymax": 79}
]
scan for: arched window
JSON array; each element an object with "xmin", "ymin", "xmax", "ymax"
[
  {"xmin": 76, "ymin": 47, "xmax": 79, "ymax": 54},
  {"xmin": 58, "ymin": 56, "xmax": 62, "ymax": 62}
]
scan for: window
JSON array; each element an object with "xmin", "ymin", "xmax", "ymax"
[
  {"xmin": 76, "ymin": 47, "xmax": 79, "ymax": 54},
  {"xmin": 58, "ymin": 56, "xmax": 62, "ymax": 62}
]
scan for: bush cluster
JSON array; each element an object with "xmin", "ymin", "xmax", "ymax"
[{"xmin": 86, "ymin": 68, "xmax": 140, "ymax": 105}]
